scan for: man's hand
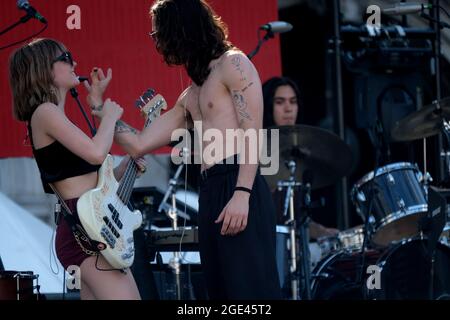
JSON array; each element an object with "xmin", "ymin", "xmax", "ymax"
[
  {"xmin": 84, "ymin": 67, "xmax": 112, "ymax": 107},
  {"xmin": 215, "ymin": 191, "xmax": 250, "ymax": 236},
  {"xmin": 114, "ymin": 155, "xmax": 147, "ymax": 181}
]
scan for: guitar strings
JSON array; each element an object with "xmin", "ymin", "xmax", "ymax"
[{"xmin": 115, "ymin": 102, "xmax": 153, "ymax": 227}]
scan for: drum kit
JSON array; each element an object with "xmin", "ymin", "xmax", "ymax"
[
  {"xmin": 0, "ymin": 271, "xmax": 40, "ymax": 300},
  {"xmin": 266, "ymin": 98, "xmax": 450, "ymax": 300}
]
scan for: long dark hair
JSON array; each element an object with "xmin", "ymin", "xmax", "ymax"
[
  {"xmin": 262, "ymin": 76, "xmax": 302, "ymax": 128},
  {"xmin": 150, "ymin": 0, "xmax": 233, "ymax": 86},
  {"xmin": 9, "ymin": 38, "xmax": 66, "ymax": 122}
]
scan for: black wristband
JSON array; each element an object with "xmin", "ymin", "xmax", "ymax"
[{"xmin": 235, "ymin": 186, "xmax": 252, "ymax": 195}]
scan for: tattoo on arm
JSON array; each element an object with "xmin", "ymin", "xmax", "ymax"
[
  {"xmin": 242, "ymin": 82, "xmax": 254, "ymax": 92},
  {"xmin": 231, "ymin": 56, "xmax": 247, "ymax": 82},
  {"xmin": 232, "ymin": 90, "xmax": 252, "ymax": 124},
  {"xmin": 115, "ymin": 120, "xmax": 138, "ymax": 134}
]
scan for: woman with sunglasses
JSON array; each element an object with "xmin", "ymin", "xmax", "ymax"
[{"xmin": 9, "ymin": 38, "xmax": 141, "ymax": 300}]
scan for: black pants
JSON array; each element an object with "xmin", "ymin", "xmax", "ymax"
[{"xmin": 198, "ymin": 158, "xmax": 282, "ymax": 300}]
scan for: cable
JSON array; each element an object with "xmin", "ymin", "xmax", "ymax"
[
  {"xmin": 439, "ymin": 5, "xmax": 450, "ymax": 20},
  {"xmin": 0, "ymin": 23, "xmax": 48, "ymax": 51},
  {"xmin": 62, "ymin": 269, "xmax": 66, "ymax": 300},
  {"xmin": 94, "ymin": 254, "xmax": 126, "ymax": 273},
  {"xmin": 49, "ymin": 228, "xmax": 60, "ymax": 275}
]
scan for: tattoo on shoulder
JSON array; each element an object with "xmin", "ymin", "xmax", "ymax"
[
  {"xmin": 231, "ymin": 56, "xmax": 247, "ymax": 82},
  {"xmin": 232, "ymin": 90, "xmax": 252, "ymax": 124},
  {"xmin": 115, "ymin": 120, "xmax": 138, "ymax": 134},
  {"xmin": 210, "ymin": 61, "xmax": 222, "ymax": 73}
]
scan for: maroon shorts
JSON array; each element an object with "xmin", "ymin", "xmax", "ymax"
[{"xmin": 55, "ymin": 198, "xmax": 93, "ymax": 270}]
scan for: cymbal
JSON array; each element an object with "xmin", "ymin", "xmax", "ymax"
[
  {"xmin": 391, "ymin": 97, "xmax": 450, "ymax": 142},
  {"xmin": 262, "ymin": 125, "xmax": 354, "ymax": 190}
]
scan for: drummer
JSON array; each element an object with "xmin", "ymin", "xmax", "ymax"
[{"xmin": 262, "ymin": 76, "xmax": 339, "ymax": 239}]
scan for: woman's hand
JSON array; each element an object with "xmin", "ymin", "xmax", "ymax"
[
  {"xmin": 91, "ymin": 98, "xmax": 123, "ymax": 121},
  {"xmin": 84, "ymin": 67, "xmax": 112, "ymax": 108}
]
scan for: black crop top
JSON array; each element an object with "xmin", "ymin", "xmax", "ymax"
[{"xmin": 28, "ymin": 123, "xmax": 101, "ymax": 194}]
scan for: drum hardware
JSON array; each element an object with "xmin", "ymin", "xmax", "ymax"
[
  {"xmin": 355, "ymin": 119, "xmax": 394, "ymax": 294},
  {"xmin": 277, "ymin": 161, "xmax": 303, "ymax": 300},
  {"xmin": 417, "ymin": 187, "xmax": 448, "ymax": 300},
  {"xmin": 264, "ymin": 125, "xmax": 353, "ymax": 300},
  {"xmin": 158, "ymin": 163, "xmax": 194, "ymax": 300},
  {"xmin": 279, "ymin": 165, "xmax": 322, "ymax": 300}
]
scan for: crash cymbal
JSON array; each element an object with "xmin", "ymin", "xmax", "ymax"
[
  {"xmin": 391, "ymin": 97, "xmax": 450, "ymax": 142},
  {"xmin": 262, "ymin": 125, "xmax": 354, "ymax": 190}
]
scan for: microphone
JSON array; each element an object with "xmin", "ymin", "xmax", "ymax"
[
  {"xmin": 382, "ymin": 3, "xmax": 433, "ymax": 15},
  {"xmin": 17, "ymin": 0, "xmax": 47, "ymax": 24},
  {"xmin": 77, "ymin": 76, "xmax": 89, "ymax": 82},
  {"xmin": 260, "ymin": 21, "xmax": 293, "ymax": 34}
]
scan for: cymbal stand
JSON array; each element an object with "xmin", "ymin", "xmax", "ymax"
[
  {"xmin": 159, "ymin": 164, "xmax": 184, "ymax": 300},
  {"xmin": 278, "ymin": 160, "xmax": 310, "ymax": 300},
  {"xmin": 441, "ymin": 119, "xmax": 450, "ymax": 176}
]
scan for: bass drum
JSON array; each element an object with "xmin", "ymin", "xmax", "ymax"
[
  {"xmin": 311, "ymin": 250, "xmax": 381, "ymax": 300},
  {"xmin": 368, "ymin": 238, "xmax": 450, "ymax": 300}
]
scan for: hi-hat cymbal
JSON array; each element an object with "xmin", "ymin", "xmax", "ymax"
[
  {"xmin": 262, "ymin": 125, "xmax": 354, "ymax": 190},
  {"xmin": 391, "ymin": 97, "xmax": 450, "ymax": 142}
]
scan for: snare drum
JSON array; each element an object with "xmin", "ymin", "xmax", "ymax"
[
  {"xmin": 0, "ymin": 271, "xmax": 39, "ymax": 300},
  {"xmin": 351, "ymin": 162, "xmax": 428, "ymax": 247},
  {"xmin": 338, "ymin": 225, "xmax": 365, "ymax": 252},
  {"xmin": 317, "ymin": 225, "xmax": 366, "ymax": 257}
]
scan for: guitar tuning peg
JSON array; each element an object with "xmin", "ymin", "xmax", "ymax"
[
  {"xmin": 147, "ymin": 88, "xmax": 156, "ymax": 97},
  {"xmin": 135, "ymin": 99, "xmax": 144, "ymax": 109},
  {"xmin": 142, "ymin": 91, "xmax": 151, "ymax": 101}
]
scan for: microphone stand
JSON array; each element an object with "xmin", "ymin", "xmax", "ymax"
[
  {"xmin": 247, "ymin": 30, "xmax": 274, "ymax": 60},
  {"xmin": 70, "ymin": 88, "xmax": 97, "ymax": 136},
  {"xmin": 0, "ymin": 14, "xmax": 32, "ymax": 37}
]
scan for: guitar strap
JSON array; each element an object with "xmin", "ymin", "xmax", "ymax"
[{"xmin": 49, "ymin": 184, "xmax": 106, "ymax": 255}]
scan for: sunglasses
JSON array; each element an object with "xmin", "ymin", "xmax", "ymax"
[
  {"xmin": 149, "ymin": 31, "xmax": 158, "ymax": 41},
  {"xmin": 53, "ymin": 52, "xmax": 74, "ymax": 66}
]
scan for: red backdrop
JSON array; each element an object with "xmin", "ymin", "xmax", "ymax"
[{"xmin": 0, "ymin": 0, "xmax": 281, "ymax": 157}]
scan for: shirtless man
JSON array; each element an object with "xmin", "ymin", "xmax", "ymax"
[{"xmin": 88, "ymin": 0, "xmax": 281, "ymax": 300}]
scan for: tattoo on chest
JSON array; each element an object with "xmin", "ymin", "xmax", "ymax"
[{"xmin": 115, "ymin": 120, "xmax": 138, "ymax": 134}]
